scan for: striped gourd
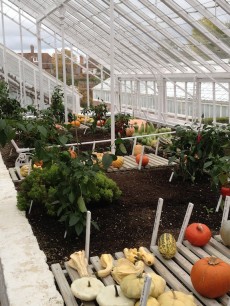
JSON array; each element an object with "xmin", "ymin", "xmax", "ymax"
[{"xmin": 158, "ymin": 233, "xmax": 177, "ymax": 259}]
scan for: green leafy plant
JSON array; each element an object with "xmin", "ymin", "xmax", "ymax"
[
  {"xmin": 166, "ymin": 123, "xmax": 229, "ymax": 182},
  {"xmin": 82, "ymin": 103, "xmax": 108, "ymax": 132}
]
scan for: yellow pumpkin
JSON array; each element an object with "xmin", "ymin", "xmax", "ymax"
[
  {"xmin": 135, "ymin": 297, "xmax": 159, "ymax": 306},
  {"xmin": 133, "ymin": 144, "xmax": 143, "ymax": 156},
  {"xmin": 120, "ymin": 274, "xmax": 154, "ymax": 299},
  {"xmin": 20, "ymin": 165, "xmax": 30, "ymax": 177},
  {"xmin": 157, "ymin": 290, "xmax": 196, "ymax": 306},
  {"xmin": 111, "ymin": 156, "xmax": 124, "ymax": 168}
]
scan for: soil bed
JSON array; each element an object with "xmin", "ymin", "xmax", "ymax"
[{"xmin": 0, "ymin": 128, "xmax": 222, "ymax": 267}]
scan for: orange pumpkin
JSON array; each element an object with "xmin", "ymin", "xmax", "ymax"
[
  {"xmin": 68, "ymin": 148, "xmax": 77, "ymax": 159},
  {"xmin": 34, "ymin": 160, "xmax": 43, "ymax": 167},
  {"xmin": 135, "ymin": 154, "xmax": 149, "ymax": 167},
  {"xmin": 185, "ymin": 223, "xmax": 211, "ymax": 246},
  {"xmin": 191, "ymin": 256, "xmax": 230, "ymax": 298},
  {"xmin": 71, "ymin": 120, "xmax": 81, "ymax": 127},
  {"xmin": 126, "ymin": 126, "xmax": 135, "ymax": 137}
]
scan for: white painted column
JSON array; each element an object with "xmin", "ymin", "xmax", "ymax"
[
  {"xmin": 197, "ymin": 80, "xmax": 201, "ymax": 123},
  {"xmin": 36, "ymin": 21, "xmax": 44, "ymax": 110},
  {"xmin": 213, "ymin": 82, "xmax": 216, "ymax": 124},
  {"xmin": 174, "ymin": 81, "xmax": 177, "ymax": 119},
  {"xmin": 54, "ymin": 32, "xmax": 59, "ymax": 83},
  {"xmin": 229, "ymin": 83, "xmax": 230, "ymax": 124},
  {"xmin": 1, "ymin": 0, "xmax": 7, "ymax": 82},
  {"xmin": 86, "ymin": 55, "xmax": 90, "ymax": 108},
  {"xmin": 18, "ymin": 6, "xmax": 25, "ymax": 106},
  {"xmin": 185, "ymin": 82, "xmax": 188, "ymax": 120},
  {"xmin": 70, "ymin": 45, "xmax": 75, "ymax": 113},
  {"xmin": 100, "ymin": 64, "xmax": 104, "ymax": 101},
  {"xmin": 59, "ymin": 5, "xmax": 68, "ymax": 122},
  {"xmin": 110, "ymin": 0, "xmax": 115, "ymax": 154},
  {"xmin": 33, "ymin": 69, "xmax": 38, "ymax": 107}
]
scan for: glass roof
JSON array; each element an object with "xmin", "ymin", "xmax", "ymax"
[{"xmin": 2, "ymin": 0, "xmax": 230, "ymax": 78}]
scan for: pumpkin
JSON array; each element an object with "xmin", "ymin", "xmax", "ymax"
[
  {"xmin": 158, "ymin": 233, "xmax": 177, "ymax": 259},
  {"xmin": 185, "ymin": 223, "xmax": 211, "ymax": 246},
  {"xmin": 96, "ymin": 284, "xmax": 135, "ymax": 306},
  {"xmin": 135, "ymin": 154, "xmax": 149, "ymax": 167},
  {"xmin": 112, "ymin": 156, "xmax": 124, "ymax": 169},
  {"xmin": 148, "ymin": 273, "xmax": 166, "ymax": 298},
  {"xmin": 190, "ymin": 256, "xmax": 230, "ymax": 298},
  {"xmin": 68, "ymin": 148, "xmax": 77, "ymax": 159},
  {"xmin": 135, "ymin": 297, "xmax": 159, "ymax": 306},
  {"xmin": 126, "ymin": 126, "xmax": 135, "ymax": 137},
  {"xmin": 133, "ymin": 144, "xmax": 143, "ymax": 156},
  {"xmin": 220, "ymin": 220, "xmax": 230, "ymax": 246},
  {"xmin": 20, "ymin": 165, "xmax": 30, "ymax": 177},
  {"xmin": 34, "ymin": 160, "xmax": 43, "ymax": 167},
  {"xmin": 71, "ymin": 120, "xmax": 80, "ymax": 127},
  {"xmin": 120, "ymin": 273, "xmax": 154, "ymax": 299},
  {"xmin": 221, "ymin": 186, "xmax": 230, "ymax": 197},
  {"xmin": 97, "ymin": 120, "xmax": 105, "ymax": 126},
  {"xmin": 71, "ymin": 276, "xmax": 104, "ymax": 301},
  {"xmin": 157, "ymin": 290, "xmax": 196, "ymax": 306}
]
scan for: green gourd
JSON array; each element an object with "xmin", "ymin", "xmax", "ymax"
[{"xmin": 158, "ymin": 233, "xmax": 177, "ymax": 259}]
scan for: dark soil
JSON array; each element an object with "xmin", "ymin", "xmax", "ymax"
[{"xmin": 0, "ymin": 128, "xmax": 222, "ymax": 268}]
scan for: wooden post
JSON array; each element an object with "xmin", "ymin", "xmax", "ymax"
[
  {"xmin": 177, "ymin": 202, "xmax": 194, "ymax": 245},
  {"xmin": 150, "ymin": 198, "xmax": 164, "ymax": 248},
  {"xmin": 85, "ymin": 211, "xmax": 91, "ymax": 262},
  {"xmin": 139, "ymin": 274, "xmax": 152, "ymax": 306},
  {"xmin": 221, "ymin": 196, "xmax": 230, "ymax": 226}
]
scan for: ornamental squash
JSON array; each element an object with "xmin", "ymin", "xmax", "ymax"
[
  {"xmin": 148, "ymin": 273, "xmax": 166, "ymax": 298},
  {"xmin": 126, "ymin": 126, "xmax": 135, "ymax": 137},
  {"xmin": 158, "ymin": 233, "xmax": 177, "ymax": 259},
  {"xmin": 96, "ymin": 285, "xmax": 135, "ymax": 306},
  {"xmin": 220, "ymin": 220, "xmax": 230, "ymax": 246},
  {"xmin": 138, "ymin": 247, "xmax": 155, "ymax": 266},
  {"xmin": 71, "ymin": 277, "xmax": 104, "ymax": 301},
  {"xmin": 120, "ymin": 273, "xmax": 154, "ymax": 299},
  {"xmin": 71, "ymin": 120, "xmax": 80, "ymax": 127},
  {"xmin": 133, "ymin": 144, "xmax": 143, "ymax": 156},
  {"xmin": 135, "ymin": 154, "xmax": 149, "ymax": 167},
  {"xmin": 20, "ymin": 165, "xmax": 30, "ymax": 177},
  {"xmin": 135, "ymin": 297, "xmax": 159, "ymax": 306},
  {"xmin": 185, "ymin": 223, "xmax": 211, "ymax": 246},
  {"xmin": 112, "ymin": 156, "xmax": 124, "ymax": 169},
  {"xmin": 190, "ymin": 255, "xmax": 230, "ymax": 298},
  {"xmin": 123, "ymin": 248, "xmax": 140, "ymax": 263},
  {"xmin": 111, "ymin": 258, "xmax": 145, "ymax": 284},
  {"xmin": 157, "ymin": 290, "xmax": 196, "ymax": 306},
  {"xmin": 97, "ymin": 254, "xmax": 114, "ymax": 278},
  {"xmin": 67, "ymin": 250, "xmax": 89, "ymax": 278}
]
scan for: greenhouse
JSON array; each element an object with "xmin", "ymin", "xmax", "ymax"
[{"xmin": 0, "ymin": 1, "xmax": 230, "ymax": 306}]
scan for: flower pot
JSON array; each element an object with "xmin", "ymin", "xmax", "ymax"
[{"xmin": 221, "ymin": 186, "xmax": 230, "ymax": 197}]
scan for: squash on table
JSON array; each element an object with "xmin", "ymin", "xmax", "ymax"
[
  {"xmin": 148, "ymin": 273, "xmax": 166, "ymax": 298},
  {"xmin": 190, "ymin": 255, "xmax": 230, "ymax": 298},
  {"xmin": 120, "ymin": 273, "xmax": 154, "ymax": 299},
  {"xmin": 158, "ymin": 233, "xmax": 177, "ymax": 259},
  {"xmin": 126, "ymin": 126, "xmax": 135, "ymax": 137},
  {"xmin": 133, "ymin": 144, "xmax": 143, "ymax": 156},
  {"xmin": 185, "ymin": 223, "xmax": 211, "ymax": 246},
  {"xmin": 123, "ymin": 248, "xmax": 140, "ymax": 263},
  {"xmin": 111, "ymin": 258, "xmax": 145, "ymax": 284},
  {"xmin": 111, "ymin": 156, "xmax": 124, "ymax": 169},
  {"xmin": 96, "ymin": 284, "xmax": 135, "ymax": 306},
  {"xmin": 135, "ymin": 154, "xmax": 149, "ymax": 167},
  {"xmin": 135, "ymin": 297, "xmax": 159, "ymax": 306},
  {"xmin": 71, "ymin": 276, "xmax": 104, "ymax": 301},
  {"xmin": 157, "ymin": 290, "xmax": 197, "ymax": 306},
  {"xmin": 20, "ymin": 165, "xmax": 30, "ymax": 177},
  {"xmin": 67, "ymin": 250, "xmax": 89, "ymax": 278},
  {"xmin": 97, "ymin": 253, "xmax": 114, "ymax": 278},
  {"xmin": 220, "ymin": 220, "xmax": 230, "ymax": 246},
  {"xmin": 138, "ymin": 247, "xmax": 155, "ymax": 266}
]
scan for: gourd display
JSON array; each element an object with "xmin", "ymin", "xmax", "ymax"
[
  {"xmin": 133, "ymin": 144, "xmax": 143, "ymax": 156},
  {"xmin": 135, "ymin": 297, "xmax": 159, "ymax": 306},
  {"xmin": 111, "ymin": 156, "xmax": 124, "ymax": 169},
  {"xmin": 157, "ymin": 290, "xmax": 197, "ymax": 306},
  {"xmin": 191, "ymin": 256, "xmax": 230, "ymax": 298},
  {"xmin": 97, "ymin": 254, "xmax": 114, "ymax": 278},
  {"xmin": 67, "ymin": 250, "xmax": 89, "ymax": 278},
  {"xmin": 185, "ymin": 223, "xmax": 211, "ymax": 246},
  {"xmin": 96, "ymin": 284, "xmax": 135, "ymax": 306},
  {"xmin": 71, "ymin": 277, "xmax": 104, "ymax": 301},
  {"xmin": 158, "ymin": 233, "xmax": 177, "ymax": 259},
  {"xmin": 220, "ymin": 220, "xmax": 230, "ymax": 246},
  {"xmin": 120, "ymin": 273, "xmax": 154, "ymax": 299},
  {"xmin": 135, "ymin": 154, "xmax": 149, "ymax": 166},
  {"xmin": 20, "ymin": 165, "xmax": 30, "ymax": 177},
  {"xmin": 111, "ymin": 258, "xmax": 145, "ymax": 284}
]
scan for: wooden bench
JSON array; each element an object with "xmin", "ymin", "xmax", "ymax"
[{"xmin": 51, "ymin": 197, "xmax": 230, "ymax": 306}]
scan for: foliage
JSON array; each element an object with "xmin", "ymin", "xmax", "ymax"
[
  {"xmin": 17, "ymin": 149, "xmax": 121, "ymax": 236},
  {"xmin": 0, "ymin": 80, "xmax": 24, "ymax": 120},
  {"xmin": 47, "ymin": 86, "xmax": 65, "ymax": 123},
  {"xmin": 0, "ymin": 119, "xmax": 15, "ymax": 148},
  {"xmin": 105, "ymin": 113, "xmax": 131, "ymax": 137},
  {"xmin": 82, "ymin": 103, "xmax": 108, "ymax": 132},
  {"xmin": 166, "ymin": 123, "xmax": 230, "ymax": 182}
]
